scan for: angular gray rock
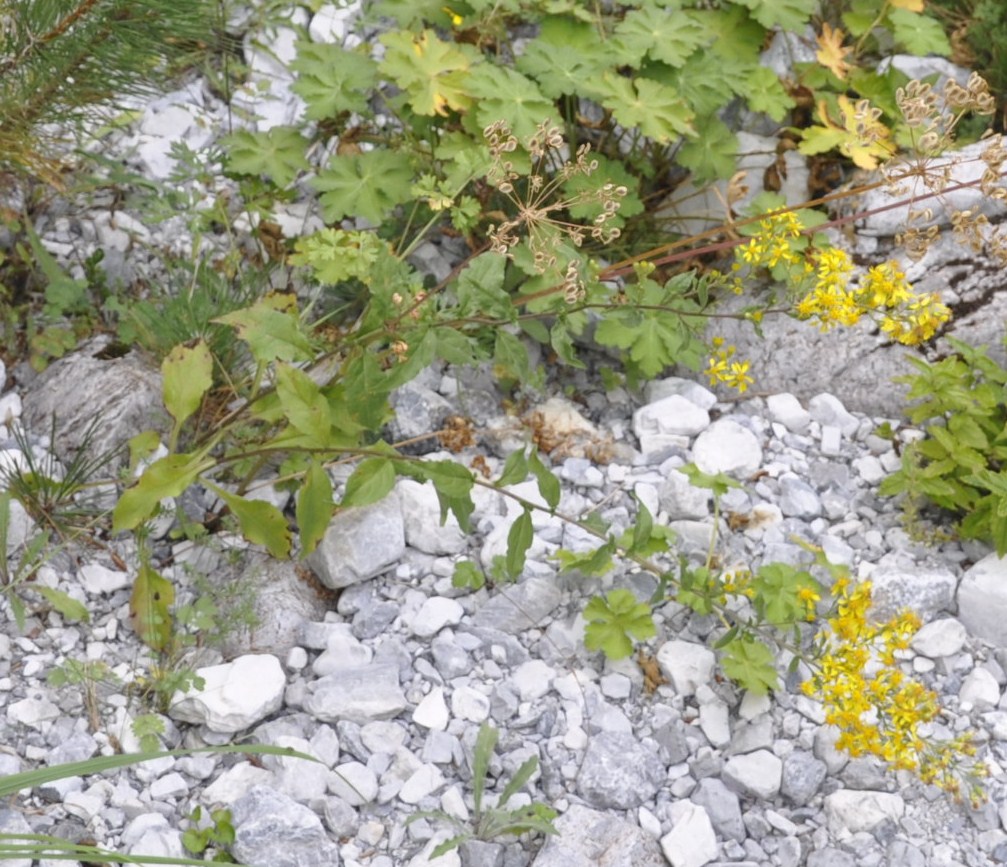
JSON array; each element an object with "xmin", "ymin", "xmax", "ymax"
[
  {"xmin": 469, "ymin": 577, "xmax": 562, "ymax": 632},
  {"xmin": 531, "ymin": 804, "xmax": 664, "ymax": 867},
  {"xmin": 780, "ymin": 750, "xmax": 827, "ymax": 807},
  {"xmin": 691, "ymin": 778, "xmax": 746, "ymax": 842},
  {"xmin": 302, "ymin": 663, "xmax": 407, "ymax": 724},
  {"xmin": 306, "ymin": 491, "xmax": 405, "ymax": 589},
  {"xmin": 868, "ymin": 564, "xmax": 957, "ymax": 623},
  {"xmin": 957, "ymin": 553, "xmax": 1007, "ymax": 647},
  {"xmin": 576, "ymin": 732, "xmax": 666, "ymax": 810},
  {"xmin": 722, "ymin": 751, "xmax": 782, "ymax": 800},
  {"xmin": 21, "ymin": 335, "xmax": 165, "ymax": 471},
  {"xmin": 660, "ymin": 801, "xmax": 719, "ymax": 867},
  {"xmin": 692, "ymin": 419, "xmax": 762, "ymax": 479},
  {"xmin": 230, "ymin": 786, "xmax": 342, "ymax": 867}
]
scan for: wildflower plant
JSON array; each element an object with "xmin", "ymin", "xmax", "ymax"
[{"xmin": 802, "ymin": 548, "xmax": 986, "ymax": 804}]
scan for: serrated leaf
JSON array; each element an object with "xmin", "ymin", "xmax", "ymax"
[
  {"xmin": 452, "ymin": 560, "xmax": 485, "ymax": 590},
  {"xmin": 113, "ymin": 453, "xmax": 212, "ymax": 531},
  {"xmin": 223, "ymin": 127, "xmax": 309, "ymax": 187},
  {"xmin": 554, "ymin": 538, "xmax": 616, "ymax": 577},
  {"xmin": 313, "ymin": 150, "xmax": 415, "ymax": 224},
  {"xmin": 583, "ymin": 589, "xmax": 656, "ymax": 660},
  {"xmin": 816, "ymin": 22, "xmax": 853, "ymax": 80},
  {"xmin": 342, "ymin": 458, "xmax": 396, "ymax": 508},
  {"xmin": 588, "ymin": 74, "xmax": 695, "ymax": 142},
  {"xmin": 288, "ymin": 229, "xmax": 387, "ymax": 286},
  {"xmin": 291, "ymin": 40, "xmax": 377, "ymax": 118},
  {"xmin": 454, "ymin": 252, "xmax": 511, "ymax": 320},
  {"xmin": 887, "ymin": 9, "xmax": 950, "ymax": 56},
  {"xmin": 613, "ymin": 7, "xmax": 709, "ymax": 69},
  {"xmin": 275, "ymin": 362, "xmax": 330, "ymax": 445},
  {"xmin": 206, "ymin": 484, "xmax": 292, "ymax": 559},
  {"xmin": 631, "ymin": 493, "xmax": 654, "ymax": 554},
  {"xmin": 213, "ymin": 296, "xmax": 314, "ymax": 363},
  {"xmin": 515, "ymin": 39, "xmax": 610, "ymax": 98},
  {"xmin": 466, "ymin": 65, "xmax": 557, "ymax": 140},
  {"xmin": 379, "ymin": 29, "xmax": 479, "ymax": 116},
  {"xmin": 505, "ymin": 509, "xmax": 534, "ymax": 579},
  {"xmin": 528, "ymin": 449, "xmax": 560, "ymax": 510},
  {"xmin": 130, "ymin": 562, "xmax": 174, "ymax": 651},
  {"xmin": 733, "ymin": 0, "xmax": 817, "ymax": 31},
  {"xmin": 677, "ymin": 115, "xmax": 737, "ymax": 183},
  {"xmin": 297, "ymin": 461, "xmax": 334, "ymax": 557},
  {"xmin": 720, "ymin": 635, "xmax": 778, "ymax": 694},
  {"xmin": 742, "ymin": 66, "xmax": 794, "ymax": 121},
  {"xmin": 162, "ymin": 340, "xmax": 213, "ymax": 430}
]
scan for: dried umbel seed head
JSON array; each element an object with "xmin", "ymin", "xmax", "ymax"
[{"xmin": 898, "ymin": 80, "xmax": 938, "ymax": 126}]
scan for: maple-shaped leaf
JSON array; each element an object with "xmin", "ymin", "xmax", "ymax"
[
  {"xmin": 312, "ymin": 150, "xmax": 414, "ymax": 223},
  {"xmin": 613, "ymin": 6, "xmax": 710, "ymax": 69},
  {"xmin": 223, "ymin": 127, "xmax": 309, "ymax": 188},
  {"xmin": 816, "ymin": 22, "xmax": 853, "ymax": 80},
  {"xmin": 465, "ymin": 65, "xmax": 557, "ymax": 140},
  {"xmin": 291, "ymin": 41, "xmax": 378, "ymax": 119},
  {"xmin": 587, "ymin": 74, "xmax": 695, "ymax": 143},
  {"xmin": 379, "ymin": 29, "xmax": 479, "ymax": 116},
  {"xmin": 516, "ymin": 39, "xmax": 609, "ymax": 99},
  {"xmin": 733, "ymin": 0, "xmax": 817, "ymax": 31},
  {"xmin": 677, "ymin": 115, "xmax": 737, "ymax": 183},
  {"xmin": 741, "ymin": 66, "xmax": 794, "ymax": 121},
  {"xmin": 887, "ymin": 8, "xmax": 951, "ymax": 57}
]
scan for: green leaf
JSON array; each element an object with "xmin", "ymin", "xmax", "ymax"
[
  {"xmin": 452, "ymin": 560, "xmax": 485, "ymax": 590},
  {"xmin": 676, "ymin": 115, "xmax": 737, "ymax": 183},
  {"xmin": 213, "ymin": 295, "xmax": 314, "ymax": 363},
  {"xmin": 741, "ymin": 66, "xmax": 793, "ymax": 122},
  {"xmin": 498, "ymin": 755, "xmax": 538, "ymax": 808},
  {"xmin": 35, "ymin": 586, "xmax": 89, "ymax": 623},
  {"xmin": 732, "ymin": 0, "xmax": 817, "ymax": 31},
  {"xmin": 554, "ymin": 538, "xmax": 617, "ymax": 577},
  {"xmin": 454, "ymin": 252, "xmax": 511, "ymax": 320},
  {"xmin": 161, "ymin": 340, "xmax": 213, "ymax": 430},
  {"xmin": 593, "ymin": 305, "xmax": 685, "ymax": 378},
  {"xmin": 720, "ymin": 635, "xmax": 778, "ymax": 694},
  {"xmin": 223, "ymin": 127, "xmax": 309, "ymax": 187},
  {"xmin": 275, "ymin": 363, "xmax": 331, "ymax": 445},
  {"xmin": 291, "ymin": 41, "xmax": 377, "ymax": 118},
  {"xmin": 113, "ymin": 453, "xmax": 212, "ymax": 531},
  {"xmin": 497, "ymin": 448, "xmax": 529, "ymax": 488},
  {"xmin": 630, "ymin": 494, "xmax": 654, "ymax": 554},
  {"xmin": 288, "ymin": 229, "xmax": 387, "ymax": 286},
  {"xmin": 130, "ymin": 562, "xmax": 175, "ymax": 652},
  {"xmin": 678, "ymin": 462, "xmax": 741, "ymax": 497},
  {"xmin": 494, "ymin": 329, "xmax": 532, "ymax": 384},
  {"xmin": 587, "ymin": 75, "xmax": 695, "ymax": 142},
  {"xmin": 472, "ymin": 722, "xmax": 498, "ymax": 815},
  {"xmin": 887, "ymin": 9, "xmax": 951, "ymax": 56},
  {"xmin": 379, "ymin": 29, "xmax": 480, "ymax": 116},
  {"xmin": 583, "ymin": 589, "xmax": 656, "ymax": 660},
  {"xmin": 415, "ymin": 460, "xmax": 475, "ymax": 532},
  {"xmin": 206, "ymin": 484, "xmax": 292, "ymax": 559},
  {"xmin": 613, "ymin": 7, "xmax": 710, "ymax": 68},
  {"xmin": 296, "ymin": 461, "xmax": 334, "ymax": 557},
  {"xmin": 505, "ymin": 509, "xmax": 534, "ymax": 580},
  {"xmin": 466, "ymin": 65, "xmax": 558, "ymax": 140},
  {"xmin": 528, "ymin": 449, "xmax": 560, "ymax": 510},
  {"xmin": 313, "ymin": 150, "xmax": 415, "ymax": 224},
  {"xmin": 342, "ymin": 458, "xmax": 396, "ymax": 508},
  {"xmin": 515, "ymin": 39, "xmax": 610, "ymax": 98}
]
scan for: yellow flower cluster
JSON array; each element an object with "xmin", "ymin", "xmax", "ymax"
[
  {"xmin": 731, "ymin": 213, "xmax": 952, "ymax": 347},
  {"xmin": 737, "ymin": 212, "xmax": 804, "ymax": 270},
  {"xmin": 705, "ymin": 337, "xmax": 754, "ymax": 393},
  {"xmin": 803, "ymin": 575, "xmax": 984, "ymax": 801},
  {"xmin": 795, "ymin": 254, "xmax": 950, "ymax": 345}
]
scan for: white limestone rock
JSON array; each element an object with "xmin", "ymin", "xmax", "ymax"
[{"xmin": 169, "ymin": 654, "xmax": 286, "ymax": 733}]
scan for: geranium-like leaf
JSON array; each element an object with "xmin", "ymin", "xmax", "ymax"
[
  {"xmin": 379, "ymin": 29, "xmax": 479, "ymax": 116},
  {"xmin": 466, "ymin": 65, "xmax": 557, "ymax": 140},
  {"xmin": 313, "ymin": 150, "xmax": 414, "ymax": 224},
  {"xmin": 588, "ymin": 75, "xmax": 695, "ymax": 142},
  {"xmin": 223, "ymin": 127, "xmax": 309, "ymax": 188},
  {"xmin": 721, "ymin": 635, "xmax": 779, "ymax": 695},
  {"xmin": 291, "ymin": 41, "xmax": 377, "ymax": 118},
  {"xmin": 613, "ymin": 7, "xmax": 710, "ymax": 69}
]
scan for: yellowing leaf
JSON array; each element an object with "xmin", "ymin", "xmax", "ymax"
[
  {"xmin": 130, "ymin": 562, "xmax": 174, "ymax": 652},
  {"xmin": 379, "ymin": 29, "xmax": 478, "ymax": 116},
  {"xmin": 890, "ymin": 0, "xmax": 923, "ymax": 10},
  {"xmin": 799, "ymin": 96, "xmax": 895, "ymax": 170},
  {"xmin": 816, "ymin": 23, "xmax": 853, "ymax": 80}
]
